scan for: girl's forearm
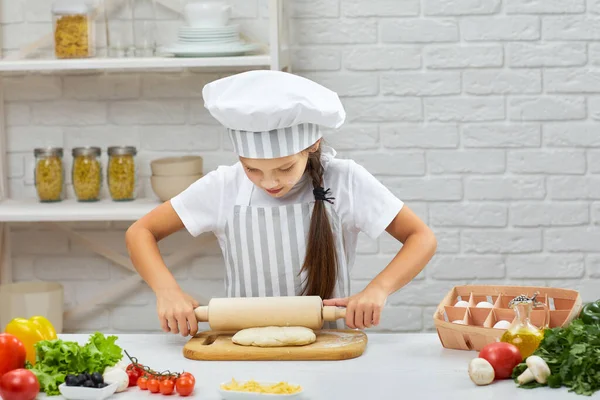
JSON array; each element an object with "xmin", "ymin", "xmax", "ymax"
[
  {"xmin": 368, "ymin": 230, "xmax": 437, "ymax": 295},
  {"xmin": 125, "ymin": 226, "xmax": 181, "ymax": 293}
]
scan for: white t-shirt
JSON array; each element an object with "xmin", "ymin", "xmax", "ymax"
[{"xmin": 170, "ymin": 146, "xmax": 404, "ymax": 271}]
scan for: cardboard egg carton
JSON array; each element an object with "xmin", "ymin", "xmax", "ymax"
[{"xmin": 433, "ymin": 285, "xmax": 583, "ymax": 351}]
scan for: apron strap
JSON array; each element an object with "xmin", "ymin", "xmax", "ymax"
[{"xmin": 235, "ymin": 175, "xmax": 254, "ymax": 206}]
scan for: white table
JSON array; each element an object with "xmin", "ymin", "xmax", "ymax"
[{"xmin": 49, "ymin": 333, "xmax": 598, "ymax": 400}]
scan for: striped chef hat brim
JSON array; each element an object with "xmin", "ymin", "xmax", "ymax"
[
  {"xmin": 202, "ymin": 71, "xmax": 345, "ymax": 158},
  {"xmin": 228, "ymin": 123, "xmax": 321, "ymax": 159}
]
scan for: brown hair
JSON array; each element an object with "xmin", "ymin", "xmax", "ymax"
[{"xmin": 300, "ymin": 145, "xmax": 338, "ymax": 299}]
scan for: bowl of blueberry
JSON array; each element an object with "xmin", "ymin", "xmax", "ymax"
[{"xmin": 59, "ymin": 372, "xmax": 118, "ymax": 400}]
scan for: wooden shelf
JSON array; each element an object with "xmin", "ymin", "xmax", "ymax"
[
  {"xmin": 0, "ymin": 54, "xmax": 272, "ymax": 73},
  {"xmin": 0, "ymin": 198, "xmax": 161, "ymax": 222}
]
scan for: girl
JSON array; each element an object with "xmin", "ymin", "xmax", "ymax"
[{"xmin": 125, "ymin": 70, "xmax": 437, "ymax": 337}]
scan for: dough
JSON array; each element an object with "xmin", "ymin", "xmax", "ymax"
[{"xmin": 231, "ymin": 326, "xmax": 316, "ymax": 347}]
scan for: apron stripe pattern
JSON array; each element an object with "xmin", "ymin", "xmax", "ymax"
[
  {"xmin": 251, "ymin": 207, "xmax": 266, "ymax": 296},
  {"xmin": 223, "ymin": 223, "xmax": 239, "ymax": 297},
  {"xmin": 227, "ymin": 123, "xmax": 321, "ymax": 159},
  {"xmin": 279, "ymin": 205, "xmax": 300, "ymax": 296},
  {"xmin": 226, "ymin": 204, "xmax": 309, "ymax": 297},
  {"xmin": 222, "ymin": 176, "xmax": 350, "ymax": 329},
  {"xmin": 221, "ymin": 231, "xmax": 234, "ymax": 297}
]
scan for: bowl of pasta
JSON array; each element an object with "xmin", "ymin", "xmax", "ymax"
[{"xmin": 219, "ymin": 378, "xmax": 303, "ymax": 399}]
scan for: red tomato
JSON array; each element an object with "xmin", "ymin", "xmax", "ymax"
[
  {"xmin": 179, "ymin": 372, "xmax": 195, "ymax": 384},
  {"xmin": 147, "ymin": 378, "xmax": 160, "ymax": 393},
  {"xmin": 0, "ymin": 369, "xmax": 40, "ymax": 400},
  {"xmin": 127, "ymin": 363, "xmax": 144, "ymax": 374},
  {"xmin": 137, "ymin": 376, "xmax": 148, "ymax": 390},
  {"xmin": 479, "ymin": 342, "xmax": 522, "ymax": 379},
  {"xmin": 175, "ymin": 376, "xmax": 195, "ymax": 397},
  {"xmin": 0, "ymin": 334, "xmax": 26, "ymax": 379},
  {"xmin": 159, "ymin": 379, "xmax": 175, "ymax": 395},
  {"xmin": 126, "ymin": 365, "xmax": 144, "ymax": 387},
  {"xmin": 126, "ymin": 369, "xmax": 139, "ymax": 387}
]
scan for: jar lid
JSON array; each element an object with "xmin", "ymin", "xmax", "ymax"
[
  {"xmin": 34, "ymin": 147, "xmax": 63, "ymax": 157},
  {"xmin": 108, "ymin": 146, "xmax": 137, "ymax": 156},
  {"xmin": 52, "ymin": 0, "xmax": 93, "ymax": 15},
  {"xmin": 73, "ymin": 146, "xmax": 101, "ymax": 157}
]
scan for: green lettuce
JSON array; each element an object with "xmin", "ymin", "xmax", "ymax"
[{"xmin": 26, "ymin": 332, "xmax": 123, "ymax": 396}]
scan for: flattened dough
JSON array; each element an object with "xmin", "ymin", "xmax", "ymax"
[{"xmin": 231, "ymin": 326, "xmax": 316, "ymax": 347}]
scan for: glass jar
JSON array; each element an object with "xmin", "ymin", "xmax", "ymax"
[
  {"xmin": 104, "ymin": 0, "xmax": 135, "ymax": 57},
  {"xmin": 34, "ymin": 147, "xmax": 65, "ymax": 203},
  {"xmin": 107, "ymin": 146, "xmax": 137, "ymax": 201},
  {"xmin": 72, "ymin": 147, "xmax": 102, "ymax": 202},
  {"xmin": 132, "ymin": 0, "xmax": 157, "ymax": 57},
  {"xmin": 52, "ymin": 0, "xmax": 96, "ymax": 59},
  {"xmin": 500, "ymin": 293, "xmax": 548, "ymax": 359}
]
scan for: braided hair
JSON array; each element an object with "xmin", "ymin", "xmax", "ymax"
[{"xmin": 299, "ymin": 146, "xmax": 338, "ymax": 299}]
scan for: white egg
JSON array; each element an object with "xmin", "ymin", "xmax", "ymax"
[
  {"xmin": 452, "ymin": 320, "xmax": 466, "ymax": 325},
  {"xmin": 454, "ymin": 300, "xmax": 470, "ymax": 308},
  {"xmin": 493, "ymin": 320, "xmax": 511, "ymax": 329},
  {"xmin": 476, "ymin": 301, "xmax": 494, "ymax": 309}
]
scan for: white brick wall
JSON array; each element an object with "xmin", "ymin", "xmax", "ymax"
[{"xmin": 2, "ymin": 0, "xmax": 599, "ymax": 335}]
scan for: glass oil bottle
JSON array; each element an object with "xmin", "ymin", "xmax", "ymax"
[{"xmin": 500, "ymin": 293, "xmax": 547, "ymax": 359}]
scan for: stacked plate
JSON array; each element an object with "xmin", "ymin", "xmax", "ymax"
[
  {"xmin": 178, "ymin": 24, "xmax": 240, "ymax": 43},
  {"xmin": 160, "ymin": 24, "xmax": 260, "ymax": 57}
]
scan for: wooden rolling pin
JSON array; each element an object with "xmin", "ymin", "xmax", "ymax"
[{"xmin": 194, "ymin": 296, "xmax": 346, "ymax": 331}]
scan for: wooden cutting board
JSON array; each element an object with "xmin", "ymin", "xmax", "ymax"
[{"xmin": 183, "ymin": 329, "xmax": 368, "ymax": 361}]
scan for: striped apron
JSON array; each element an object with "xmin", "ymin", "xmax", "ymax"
[{"xmin": 221, "ymin": 176, "xmax": 350, "ymax": 329}]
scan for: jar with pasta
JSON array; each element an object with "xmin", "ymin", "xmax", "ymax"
[
  {"xmin": 34, "ymin": 147, "xmax": 65, "ymax": 202},
  {"xmin": 72, "ymin": 147, "xmax": 102, "ymax": 202},
  {"xmin": 52, "ymin": 0, "xmax": 96, "ymax": 59},
  {"xmin": 107, "ymin": 146, "xmax": 137, "ymax": 201}
]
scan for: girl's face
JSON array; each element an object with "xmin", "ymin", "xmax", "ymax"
[{"xmin": 240, "ymin": 141, "xmax": 319, "ymax": 198}]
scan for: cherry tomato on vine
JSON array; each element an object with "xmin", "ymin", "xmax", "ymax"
[
  {"xmin": 179, "ymin": 372, "xmax": 195, "ymax": 384},
  {"xmin": 147, "ymin": 378, "xmax": 160, "ymax": 393},
  {"xmin": 137, "ymin": 376, "xmax": 148, "ymax": 390},
  {"xmin": 159, "ymin": 379, "xmax": 175, "ymax": 395},
  {"xmin": 175, "ymin": 376, "xmax": 195, "ymax": 397},
  {"xmin": 126, "ymin": 369, "xmax": 141, "ymax": 387},
  {"xmin": 127, "ymin": 363, "xmax": 144, "ymax": 374}
]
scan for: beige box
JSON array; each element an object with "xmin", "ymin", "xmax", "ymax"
[{"xmin": 0, "ymin": 281, "xmax": 64, "ymax": 333}]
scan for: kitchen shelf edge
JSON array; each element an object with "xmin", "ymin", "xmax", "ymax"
[
  {"xmin": 0, "ymin": 54, "xmax": 273, "ymax": 73},
  {"xmin": 0, "ymin": 198, "xmax": 160, "ymax": 222}
]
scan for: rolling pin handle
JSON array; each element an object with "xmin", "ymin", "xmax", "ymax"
[
  {"xmin": 194, "ymin": 306, "xmax": 209, "ymax": 322},
  {"xmin": 322, "ymin": 306, "xmax": 347, "ymax": 322}
]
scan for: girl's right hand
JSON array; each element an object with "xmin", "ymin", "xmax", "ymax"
[{"xmin": 156, "ymin": 289, "xmax": 200, "ymax": 337}]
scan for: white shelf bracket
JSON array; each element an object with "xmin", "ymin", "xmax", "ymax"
[
  {"xmin": 46, "ymin": 222, "xmax": 137, "ymax": 273},
  {"xmin": 63, "ymin": 233, "xmax": 215, "ymax": 321}
]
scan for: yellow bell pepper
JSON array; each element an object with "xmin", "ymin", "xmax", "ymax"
[
  {"xmin": 29, "ymin": 316, "xmax": 57, "ymax": 341},
  {"xmin": 4, "ymin": 316, "xmax": 57, "ymax": 365}
]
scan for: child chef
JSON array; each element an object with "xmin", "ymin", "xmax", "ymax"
[{"xmin": 126, "ymin": 70, "xmax": 437, "ymax": 336}]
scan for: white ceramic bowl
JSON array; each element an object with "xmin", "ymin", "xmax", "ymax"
[
  {"xmin": 151, "ymin": 174, "xmax": 203, "ymax": 201},
  {"xmin": 58, "ymin": 382, "xmax": 119, "ymax": 400},
  {"xmin": 150, "ymin": 156, "xmax": 203, "ymax": 176},
  {"xmin": 184, "ymin": 1, "xmax": 231, "ymax": 27},
  {"xmin": 218, "ymin": 381, "xmax": 303, "ymax": 400}
]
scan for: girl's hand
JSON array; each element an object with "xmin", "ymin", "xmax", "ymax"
[
  {"xmin": 323, "ymin": 284, "xmax": 388, "ymax": 329},
  {"xmin": 156, "ymin": 289, "xmax": 200, "ymax": 337}
]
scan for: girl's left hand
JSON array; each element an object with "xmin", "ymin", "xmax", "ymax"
[{"xmin": 323, "ymin": 284, "xmax": 389, "ymax": 329}]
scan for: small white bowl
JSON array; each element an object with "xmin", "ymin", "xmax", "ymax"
[
  {"xmin": 218, "ymin": 381, "xmax": 303, "ymax": 400},
  {"xmin": 58, "ymin": 382, "xmax": 119, "ymax": 400},
  {"xmin": 150, "ymin": 155, "xmax": 203, "ymax": 176},
  {"xmin": 184, "ymin": 1, "xmax": 231, "ymax": 27},
  {"xmin": 150, "ymin": 174, "xmax": 203, "ymax": 201}
]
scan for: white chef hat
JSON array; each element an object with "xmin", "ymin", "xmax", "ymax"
[{"xmin": 202, "ymin": 70, "xmax": 346, "ymax": 159}]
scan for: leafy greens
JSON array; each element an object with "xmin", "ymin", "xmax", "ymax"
[
  {"xmin": 511, "ymin": 319, "xmax": 600, "ymax": 396},
  {"xmin": 26, "ymin": 332, "xmax": 123, "ymax": 396}
]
